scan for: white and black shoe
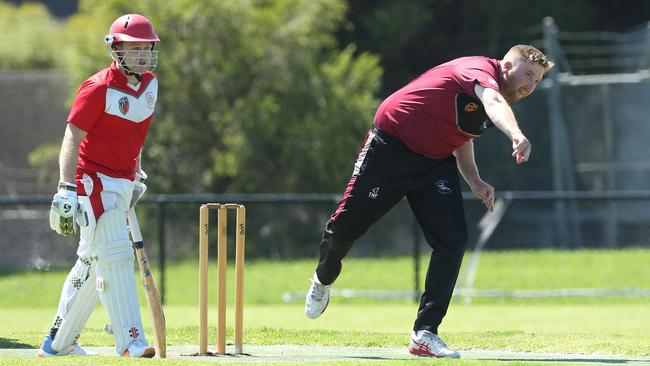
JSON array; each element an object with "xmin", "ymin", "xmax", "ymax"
[
  {"xmin": 408, "ymin": 330, "xmax": 460, "ymax": 358},
  {"xmin": 37, "ymin": 334, "xmax": 95, "ymax": 357},
  {"xmin": 122, "ymin": 339, "xmax": 155, "ymax": 358},
  {"xmin": 304, "ymin": 272, "xmax": 332, "ymax": 319}
]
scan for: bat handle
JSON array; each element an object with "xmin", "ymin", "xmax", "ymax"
[{"xmin": 128, "ymin": 208, "xmax": 144, "ymax": 249}]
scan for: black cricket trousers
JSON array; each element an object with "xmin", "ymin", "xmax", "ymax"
[{"xmin": 315, "ymin": 127, "xmax": 468, "ymax": 333}]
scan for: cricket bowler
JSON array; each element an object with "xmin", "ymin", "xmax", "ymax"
[{"xmin": 305, "ymin": 45, "xmax": 554, "ymax": 358}]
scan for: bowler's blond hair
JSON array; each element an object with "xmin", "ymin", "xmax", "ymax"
[{"xmin": 505, "ymin": 45, "xmax": 555, "ymax": 72}]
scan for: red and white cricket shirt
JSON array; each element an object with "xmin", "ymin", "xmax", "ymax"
[{"xmin": 67, "ymin": 61, "xmax": 157, "ymax": 181}]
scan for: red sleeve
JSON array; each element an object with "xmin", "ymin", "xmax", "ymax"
[
  {"xmin": 67, "ymin": 78, "xmax": 106, "ymax": 132},
  {"xmin": 451, "ymin": 59, "xmax": 500, "ymax": 99}
]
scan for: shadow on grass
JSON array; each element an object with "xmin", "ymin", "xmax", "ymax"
[
  {"xmin": 0, "ymin": 266, "xmax": 66, "ymax": 277},
  {"xmin": 493, "ymin": 357, "xmax": 642, "ymax": 364},
  {"xmin": 0, "ymin": 337, "xmax": 33, "ymax": 349}
]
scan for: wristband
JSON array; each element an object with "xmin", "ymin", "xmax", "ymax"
[{"xmin": 58, "ymin": 182, "xmax": 77, "ymax": 192}]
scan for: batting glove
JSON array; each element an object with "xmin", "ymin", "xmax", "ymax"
[{"xmin": 49, "ymin": 182, "xmax": 78, "ymax": 236}]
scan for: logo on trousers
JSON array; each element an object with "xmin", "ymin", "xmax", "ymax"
[
  {"xmin": 368, "ymin": 187, "xmax": 380, "ymax": 199},
  {"xmin": 435, "ymin": 180, "xmax": 452, "ymax": 195},
  {"xmin": 96, "ymin": 278, "xmax": 104, "ymax": 292}
]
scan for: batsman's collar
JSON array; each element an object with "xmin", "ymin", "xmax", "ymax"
[{"xmin": 109, "ymin": 61, "xmax": 129, "ymax": 84}]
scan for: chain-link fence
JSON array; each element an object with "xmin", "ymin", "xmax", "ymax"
[
  {"xmin": 3, "ymin": 192, "xmax": 650, "ymax": 303},
  {"xmin": 4, "ymin": 192, "xmax": 650, "ymax": 268},
  {"xmin": 0, "ymin": 71, "xmax": 69, "ymax": 193}
]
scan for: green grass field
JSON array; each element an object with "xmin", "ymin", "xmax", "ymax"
[{"xmin": 1, "ymin": 249, "xmax": 649, "ymax": 365}]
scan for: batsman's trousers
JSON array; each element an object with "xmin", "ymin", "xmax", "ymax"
[{"xmin": 316, "ymin": 127, "xmax": 468, "ymax": 334}]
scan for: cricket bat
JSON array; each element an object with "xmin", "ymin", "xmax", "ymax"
[{"xmin": 128, "ymin": 208, "xmax": 167, "ymax": 358}]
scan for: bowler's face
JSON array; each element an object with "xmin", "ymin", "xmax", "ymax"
[{"xmin": 501, "ymin": 60, "xmax": 545, "ymax": 103}]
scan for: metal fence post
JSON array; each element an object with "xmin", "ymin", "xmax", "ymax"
[
  {"xmin": 601, "ymin": 84, "xmax": 618, "ymax": 247},
  {"xmin": 543, "ymin": 17, "xmax": 569, "ymax": 248},
  {"xmin": 543, "ymin": 17, "xmax": 584, "ymax": 248}
]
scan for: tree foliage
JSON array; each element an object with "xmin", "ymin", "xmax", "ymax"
[
  {"xmin": 0, "ymin": 2, "xmax": 64, "ymax": 69},
  {"xmin": 23, "ymin": 0, "xmax": 649, "ymax": 194},
  {"xmin": 64, "ymin": 0, "xmax": 382, "ymax": 193}
]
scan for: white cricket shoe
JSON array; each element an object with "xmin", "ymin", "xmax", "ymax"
[
  {"xmin": 37, "ymin": 335, "xmax": 95, "ymax": 357},
  {"xmin": 408, "ymin": 330, "xmax": 460, "ymax": 358},
  {"xmin": 304, "ymin": 273, "xmax": 332, "ymax": 319},
  {"xmin": 122, "ymin": 339, "xmax": 155, "ymax": 358}
]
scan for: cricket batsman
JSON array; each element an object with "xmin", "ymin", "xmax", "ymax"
[
  {"xmin": 305, "ymin": 45, "xmax": 554, "ymax": 358},
  {"xmin": 38, "ymin": 14, "xmax": 160, "ymax": 358}
]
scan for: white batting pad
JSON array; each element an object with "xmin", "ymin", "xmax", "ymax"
[
  {"xmin": 50, "ymin": 257, "xmax": 99, "ymax": 352},
  {"xmin": 93, "ymin": 208, "xmax": 146, "ymax": 354}
]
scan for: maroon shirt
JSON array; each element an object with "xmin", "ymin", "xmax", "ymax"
[{"xmin": 374, "ymin": 56, "xmax": 501, "ymax": 159}]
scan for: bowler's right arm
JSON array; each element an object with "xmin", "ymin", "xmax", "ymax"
[{"xmin": 474, "ymin": 84, "xmax": 531, "ymax": 164}]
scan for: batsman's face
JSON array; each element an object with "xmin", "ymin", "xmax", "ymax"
[
  {"xmin": 500, "ymin": 60, "xmax": 545, "ymax": 103},
  {"xmin": 114, "ymin": 42, "xmax": 158, "ymax": 74}
]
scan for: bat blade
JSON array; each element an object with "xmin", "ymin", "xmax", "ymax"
[{"xmin": 128, "ymin": 208, "xmax": 167, "ymax": 358}]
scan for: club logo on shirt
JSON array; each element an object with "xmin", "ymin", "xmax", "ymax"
[
  {"xmin": 435, "ymin": 180, "xmax": 452, "ymax": 195},
  {"xmin": 146, "ymin": 92, "xmax": 155, "ymax": 109},
  {"xmin": 118, "ymin": 96, "xmax": 129, "ymax": 115},
  {"xmin": 464, "ymin": 102, "xmax": 479, "ymax": 112}
]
